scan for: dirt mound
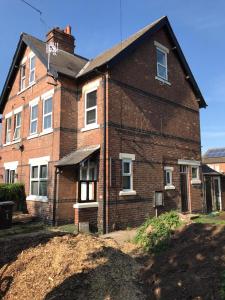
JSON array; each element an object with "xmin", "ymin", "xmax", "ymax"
[{"xmin": 0, "ymin": 234, "xmax": 145, "ymax": 300}]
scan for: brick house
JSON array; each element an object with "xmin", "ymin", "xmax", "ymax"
[{"xmin": 0, "ymin": 16, "xmax": 206, "ymax": 233}]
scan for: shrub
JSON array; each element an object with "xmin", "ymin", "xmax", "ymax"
[
  {"xmin": 0, "ymin": 183, "xmax": 27, "ymax": 213},
  {"xmin": 134, "ymin": 211, "xmax": 181, "ymax": 253}
]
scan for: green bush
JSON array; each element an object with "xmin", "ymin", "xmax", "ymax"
[
  {"xmin": 0, "ymin": 183, "xmax": 27, "ymax": 213},
  {"xmin": 134, "ymin": 211, "xmax": 181, "ymax": 253}
]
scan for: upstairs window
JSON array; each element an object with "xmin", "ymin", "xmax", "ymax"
[
  {"xmin": 85, "ymin": 90, "xmax": 97, "ymax": 127},
  {"xmin": 13, "ymin": 112, "xmax": 21, "ymax": 140},
  {"xmin": 43, "ymin": 97, "xmax": 52, "ymax": 131},
  {"xmin": 156, "ymin": 48, "xmax": 168, "ymax": 80},
  {"xmin": 29, "ymin": 55, "xmax": 36, "ymax": 84},
  {"xmin": 5, "ymin": 117, "xmax": 11, "ymax": 144},
  {"xmin": 30, "ymin": 104, "xmax": 38, "ymax": 135},
  {"xmin": 122, "ymin": 159, "xmax": 132, "ymax": 191},
  {"xmin": 20, "ymin": 64, "xmax": 26, "ymax": 91}
]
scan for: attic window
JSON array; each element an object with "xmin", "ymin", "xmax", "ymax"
[
  {"xmin": 154, "ymin": 41, "xmax": 170, "ymax": 84},
  {"xmin": 20, "ymin": 64, "xmax": 26, "ymax": 91},
  {"xmin": 29, "ymin": 55, "xmax": 36, "ymax": 84}
]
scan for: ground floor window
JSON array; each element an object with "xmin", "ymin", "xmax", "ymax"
[
  {"xmin": 30, "ymin": 164, "xmax": 48, "ymax": 196},
  {"xmin": 164, "ymin": 166, "xmax": 175, "ymax": 189},
  {"xmin": 5, "ymin": 169, "xmax": 15, "ymax": 183}
]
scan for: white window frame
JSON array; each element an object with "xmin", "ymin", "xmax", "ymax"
[
  {"xmin": 5, "ymin": 117, "xmax": 12, "ymax": 144},
  {"xmin": 191, "ymin": 166, "xmax": 201, "ymax": 184},
  {"xmin": 156, "ymin": 47, "xmax": 168, "ymax": 81},
  {"xmin": 4, "ymin": 161, "xmax": 18, "ymax": 184},
  {"xmin": 84, "ymin": 87, "xmax": 98, "ymax": 129},
  {"xmin": 13, "ymin": 112, "xmax": 22, "ymax": 141},
  {"xmin": 20, "ymin": 63, "xmax": 26, "ymax": 91},
  {"xmin": 119, "ymin": 153, "xmax": 136, "ymax": 196},
  {"xmin": 41, "ymin": 89, "xmax": 54, "ymax": 134},
  {"xmin": 30, "ymin": 103, "xmax": 38, "ymax": 135},
  {"xmin": 29, "ymin": 164, "xmax": 48, "ymax": 198},
  {"xmin": 164, "ymin": 166, "xmax": 175, "ymax": 190},
  {"xmin": 42, "ymin": 96, "xmax": 52, "ymax": 132},
  {"xmin": 154, "ymin": 41, "xmax": 170, "ymax": 84},
  {"xmin": 29, "ymin": 54, "xmax": 36, "ymax": 84}
]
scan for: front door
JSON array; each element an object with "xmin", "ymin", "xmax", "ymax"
[
  {"xmin": 213, "ymin": 177, "xmax": 221, "ymax": 211},
  {"xmin": 180, "ymin": 166, "xmax": 189, "ymax": 212}
]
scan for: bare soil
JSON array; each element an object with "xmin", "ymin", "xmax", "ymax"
[{"xmin": 1, "ymin": 223, "xmax": 225, "ymax": 300}]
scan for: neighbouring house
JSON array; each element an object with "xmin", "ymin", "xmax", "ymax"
[
  {"xmin": 202, "ymin": 148, "xmax": 225, "ymax": 212},
  {"xmin": 0, "ymin": 16, "xmax": 206, "ymax": 233}
]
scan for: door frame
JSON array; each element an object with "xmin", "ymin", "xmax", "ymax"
[
  {"xmin": 180, "ymin": 165, "xmax": 190, "ymax": 212},
  {"xmin": 213, "ymin": 176, "xmax": 222, "ymax": 211}
]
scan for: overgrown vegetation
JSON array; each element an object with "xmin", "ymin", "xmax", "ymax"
[
  {"xmin": 0, "ymin": 183, "xmax": 27, "ymax": 212},
  {"xmin": 134, "ymin": 211, "xmax": 182, "ymax": 253},
  {"xmin": 193, "ymin": 212, "xmax": 225, "ymax": 225}
]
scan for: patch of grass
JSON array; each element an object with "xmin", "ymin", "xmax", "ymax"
[
  {"xmin": 193, "ymin": 213, "xmax": 225, "ymax": 225},
  {"xmin": 220, "ymin": 271, "xmax": 225, "ymax": 299},
  {"xmin": 134, "ymin": 211, "xmax": 182, "ymax": 253},
  {"xmin": 51, "ymin": 223, "xmax": 78, "ymax": 234},
  {"xmin": 0, "ymin": 222, "xmax": 46, "ymax": 238}
]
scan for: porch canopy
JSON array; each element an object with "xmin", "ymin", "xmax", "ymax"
[
  {"xmin": 202, "ymin": 164, "xmax": 222, "ymax": 176},
  {"xmin": 56, "ymin": 144, "xmax": 100, "ymax": 167}
]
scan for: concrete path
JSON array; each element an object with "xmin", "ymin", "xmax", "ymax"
[{"xmin": 102, "ymin": 229, "xmax": 137, "ymax": 246}]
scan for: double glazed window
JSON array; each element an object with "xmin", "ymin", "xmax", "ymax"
[
  {"xmin": 13, "ymin": 112, "xmax": 21, "ymax": 140},
  {"xmin": 5, "ymin": 169, "xmax": 15, "ymax": 184},
  {"xmin": 5, "ymin": 117, "xmax": 11, "ymax": 143},
  {"xmin": 43, "ymin": 97, "xmax": 52, "ymax": 131},
  {"xmin": 30, "ymin": 164, "xmax": 48, "ymax": 196},
  {"xmin": 122, "ymin": 159, "xmax": 132, "ymax": 191},
  {"xmin": 156, "ymin": 47, "xmax": 168, "ymax": 81},
  {"xmin": 29, "ymin": 55, "xmax": 36, "ymax": 84},
  {"xmin": 85, "ymin": 90, "xmax": 97, "ymax": 126},
  {"xmin": 30, "ymin": 104, "xmax": 38, "ymax": 135},
  {"xmin": 20, "ymin": 64, "xmax": 26, "ymax": 91},
  {"xmin": 191, "ymin": 166, "xmax": 199, "ymax": 180}
]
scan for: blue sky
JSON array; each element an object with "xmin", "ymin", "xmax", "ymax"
[{"xmin": 0, "ymin": 0, "xmax": 224, "ymax": 153}]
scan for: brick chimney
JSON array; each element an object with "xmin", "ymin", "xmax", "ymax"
[{"xmin": 46, "ymin": 25, "xmax": 75, "ymax": 54}]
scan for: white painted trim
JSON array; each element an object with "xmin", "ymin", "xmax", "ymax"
[
  {"xmin": 41, "ymin": 89, "xmax": 54, "ymax": 100},
  {"xmin": 11, "ymin": 139, "xmax": 21, "ymax": 145},
  {"xmin": 119, "ymin": 190, "xmax": 137, "ymax": 196},
  {"xmin": 81, "ymin": 124, "xmax": 100, "ymax": 132},
  {"xmin": 14, "ymin": 105, "xmax": 23, "ymax": 114},
  {"xmin": 164, "ymin": 166, "xmax": 174, "ymax": 171},
  {"xmin": 191, "ymin": 179, "xmax": 201, "ymax": 185},
  {"xmin": 28, "ymin": 51, "xmax": 35, "ymax": 58},
  {"xmin": 5, "ymin": 112, "xmax": 13, "ymax": 119},
  {"xmin": 17, "ymin": 82, "xmax": 36, "ymax": 95},
  {"xmin": 3, "ymin": 142, "xmax": 11, "ymax": 147},
  {"xmin": 155, "ymin": 76, "xmax": 171, "ymax": 86},
  {"xmin": 154, "ymin": 41, "xmax": 169, "ymax": 53},
  {"xmin": 178, "ymin": 159, "xmax": 201, "ymax": 166},
  {"xmin": 73, "ymin": 202, "xmax": 99, "ymax": 209},
  {"xmin": 26, "ymin": 195, "xmax": 48, "ymax": 202},
  {"xmin": 29, "ymin": 96, "xmax": 40, "ymax": 107},
  {"xmin": 119, "ymin": 153, "xmax": 135, "ymax": 160},
  {"xmin": 165, "ymin": 185, "xmax": 175, "ymax": 190},
  {"xmin": 39, "ymin": 128, "xmax": 53, "ymax": 136},
  {"xmin": 4, "ymin": 161, "xmax": 18, "ymax": 170},
  {"xmin": 84, "ymin": 87, "xmax": 98, "ymax": 129},
  {"xmin": 27, "ymin": 134, "xmax": 39, "ymax": 140},
  {"xmin": 29, "ymin": 156, "xmax": 50, "ymax": 165},
  {"xmin": 82, "ymin": 79, "xmax": 100, "ymax": 93},
  {"xmin": 21, "ymin": 56, "xmax": 27, "ymax": 64}
]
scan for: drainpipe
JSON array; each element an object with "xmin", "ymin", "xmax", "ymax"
[
  {"xmin": 103, "ymin": 73, "xmax": 107, "ymax": 234},
  {"xmin": 53, "ymin": 167, "xmax": 60, "ymax": 226}
]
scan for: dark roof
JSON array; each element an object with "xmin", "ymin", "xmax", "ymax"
[
  {"xmin": 202, "ymin": 164, "xmax": 222, "ymax": 176},
  {"xmin": 77, "ymin": 16, "xmax": 206, "ymax": 108},
  {"xmin": 56, "ymin": 144, "xmax": 100, "ymax": 167},
  {"xmin": 0, "ymin": 16, "xmax": 206, "ymax": 112},
  {"xmin": 0, "ymin": 34, "xmax": 88, "ymax": 113},
  {"xmin": 203, "ymin": 147, "xmax": 225, "ymax": 159}
]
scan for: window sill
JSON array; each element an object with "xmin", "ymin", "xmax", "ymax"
[
  {"xmin": 119, "ymin": 190, "xmax": 137, "ymax": 196},
  {"xmin": 165, "ymin": 185, "xmax": 175, "ymax": 190},
  {"xmin": 73, "ymin": 202, "xmax": 99, "ymax": 209},
  {"xmin": 11, "ymin": 139, "xmax": 21, "ymax": 144},
  {"xmin": 155, "ymin": 76, "xmax": 171, "ymax": 86},
  {"xmin": 26, "ymin": 195, "xmax": 48, "ymax": 202},
  {"xmin": 191, "ymin": 179, "xmax": 201, "ymax": 185},
  {"xmin": 81, "ymin": 124, "xmax": 100, "ymax": 132},
  {"xmin": 39, "ymin": 128, "xmax": 53, "ymax": 136},
  {"xmin": 27, "ymin": 133, "xmax": 39, "ymax": 140},
  {"xmin": 17, "ymin": 82, "xmax": 36, "ymax": 95},
  {"xmin": 3, "ymin": 142, "xmax": 11, "ymax": 147}
]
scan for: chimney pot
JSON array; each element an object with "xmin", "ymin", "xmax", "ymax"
[{"xmin": 64, "ymin": 25, "xmax": 71, "ymax": 35}]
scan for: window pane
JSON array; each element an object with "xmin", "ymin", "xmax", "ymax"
[
  {"xmin": 123, "ymin": 175, "xmax": 131, "ymax": 190},
  {"xmin": 39, "ymin": 181, "xmax": 47, "ymax": 196},
  {"xmin": 16, "ymin": 113, "xmax": 21, "ymax": 126},
  {"xmin": 157, "ymin": 49, "xmax": 166, "ymax": 65},
  {"xmin": 5, "ymin": 170, "xmax": 10, "ymax": 183},
  {"xmin": 40, "ymin": 165, "xmax": 47, "ymax": 178},
  {"xmin": 31, "ymin": 181, "xmax": 38, "ymax": 195},
  {"xmin": 30, "ymin": 120, "xmax": 37, "ymax": 134},
  {"xmin": 123, "ymin": 162, "xmax": 130, "ymax": 174},
  {"xmin": 44, "ymin": 98, "xmax": 52, "ymax": 114},
  {"xmin": 80, "ymin": 167, "xmax": 87, "ymax": 180},
  {"xmin": 166, "ymin": 171, "xmax": 171, "ymax": 185},
  {"xmin": 192, "ymin": 167, "xmax": 198, "ymax": 179},
  {"xmin": 86, "ymin": 109, "xmax": 96, "ymax": 125},
  {"xmin": 30, "ymin": 56, "xmax": 35, "ymax": 70},
  {"xmin": 158, "ymin": 64, "xmax": 167, "ymax": 79},
  {"xmin": 86, "ymin": 91, "xmax": 97, "ymax": 109},
  {"xmin": 44, "ymin": 115, "xmax": 52, "ymax": 129},
  {"xmin": 14, "ymin": 127, "xmax": 21, "ymax": 140},
  {"xmin": 81, "ymin": 182, "xmax": 87, "ymax": 201},
  {"xmin": 7, "ymin": 118, "xmax": 11, "ymax": 130},
  {"xmin": 31, "ymin": 105, "xmax": 38, "ymax": 120},
  {"xmin": 10, "ymin": 170, "xmax": 15, "ymax": 183},
  {"xmin": 32, "ymin": 166, "xmax": 38, "ymax": 178}
]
